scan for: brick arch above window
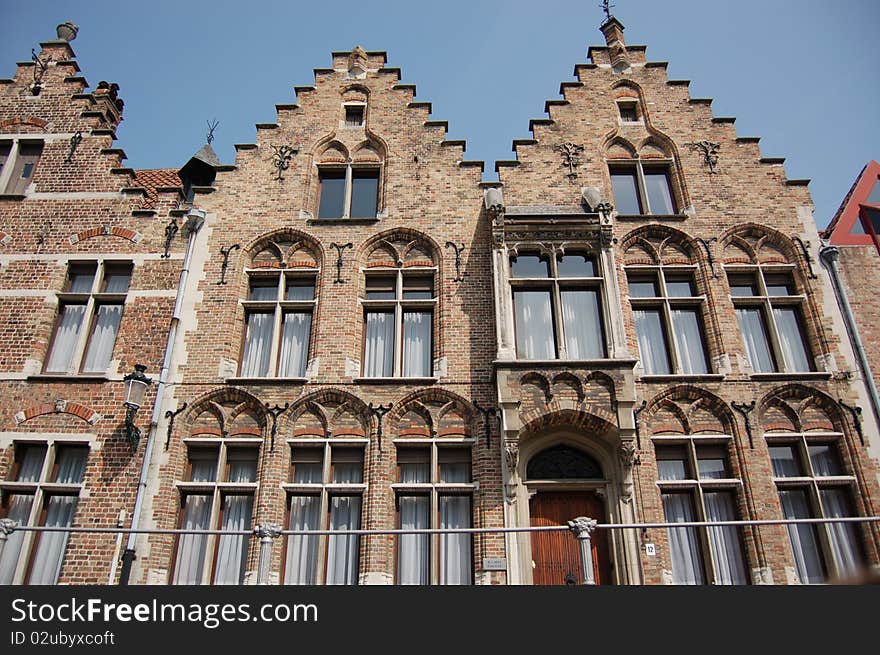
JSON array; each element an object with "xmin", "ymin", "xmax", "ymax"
[
  {"xmin": 621, "ymin": 224, "xmax": 702, "ymax": 266},
  {"xmin": 642, "ymin": 385, "xmax": 736, "ymax": 437},
  {"xmin": 389, "ymin": 388, "xmax": 477, "ymax": 438},
  {"xmin": 180, "ymin": 387, "xmax": 267, "ymax": 436},
  {"xmin": 720, "ymin": 223, "xmax": 800, "ymax": 266},
  {"xmin": 68, "ymin": 226, "xmax": 143, "ymax": 245},
  {"xmin": 758, "ymin": 384, "xmax": 846, "ymax": 435},
  {"xmin": 13, "ymin": 400, "xmax": 102, "ymax": 426},
  {"xmin": 518, "ymin": 407, "xmax": 617, "ymax": 441},
  {"xmin": 243, "ymin": 228, "xmax": 323, "ymax": 269},
  {"xmin": 358, "ymin": 228, "xmax": 441, "ymax": 268},
  {"xmin": 286, "ymin": 388, "xmax": 371, "ymax": 440}
]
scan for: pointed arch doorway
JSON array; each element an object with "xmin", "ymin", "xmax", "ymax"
[{"xmin": 526, "ymin": 444, "xmax": 613, "ymax": 585}]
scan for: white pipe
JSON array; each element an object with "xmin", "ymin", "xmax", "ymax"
[{"xmin": 107, "ymin": 508, "xmax": 126, "ymax": 584}]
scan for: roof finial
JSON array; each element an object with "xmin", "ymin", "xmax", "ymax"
[
  {"xmin": 206, "ymin": 119, "xmax": 219, "ymax": 145},
  {"xmin": 600, "ymin": 0, "xmax": 615, "ymax": 22}
]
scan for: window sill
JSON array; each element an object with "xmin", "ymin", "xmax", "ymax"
[
  {"xmin": 307, "ymin": 217, "xmax": 380, "ymax": 225},
  {"xmin": 639, "ymin": 374, "xmax": 725, "ymax": 383},
  {"xmin": 493, "ymin": 358, "xmax": 639, "ymax": 368},
  {"xmin": 27, "ymin": 374, "xmax": 111, "ymax": 382},
  {"xmin": 749, "ymin": 372, "xmax": 832, "ymax": 381},
  {"xmin": 225, "ymin": 377, "xmax": 309, "ymax": 384},
  {"xmin": 616, "ymin": 213, "xmax": 688, "ymax": 221},
  {"xmin": 353, "ymin": 377, "xmax": 437, "ymax": 385},
  {"xmin": 0, "ymin": 193, "xmax": 26, "ymax": 200}
]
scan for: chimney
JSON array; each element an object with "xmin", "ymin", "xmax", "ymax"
[{"xmin": 600, "ymin": 16, "xmax": 630, "ymax": 72}]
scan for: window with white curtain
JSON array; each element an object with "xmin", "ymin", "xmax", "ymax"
[
  {"xmin": 393, "ymin": 440, "xmax": 474, "ymax": 585},
  {"xmin": 0, "ymin": 442, "xmax": 88, "ymax": 585},
  {"xmin": 727, "ymin": 267, "xmax": 813, "ymax": 373},
  {"xmin": 627, "ymin": 267, "xmax": 710, "ymax": 375},
  {"xmin": 362, "ymin": 269, "xmax": 435, "ymax": 378},
  {"xmin": 240, "ymin": 271, "xmax": 316, "ymax": 378},
  {"xmin": 767, "ymin": 433, "xmax": 864, "ymax": 583},
  {"xmin": 283, "ymin": 441, "xmax": 366, "ymax": 585},
  {"xmin": 654, "ymin": 438, "xmax": 749, "ymax": 585},
  {"xmin": 45, "ymin": 261, "xmax": 131, "ymax": 374},
  {"xmin": 510, "ymin": 252, "xmax": 606, "ymax": 361},
  {"xmin": 172, "ymin": 441, "xmax": 259, "ymax": 585}
]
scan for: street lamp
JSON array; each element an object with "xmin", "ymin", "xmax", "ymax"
[{"xmin": 122, "ymin": 364, "xmax": 152, "ymax": 447}]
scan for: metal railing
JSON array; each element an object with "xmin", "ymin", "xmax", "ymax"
[{"xmin": 1, "ymin": 515, "xmax": 878, "ymax": 585}]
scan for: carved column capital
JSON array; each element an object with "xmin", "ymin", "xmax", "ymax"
[
  {"xmin": 567, "ymin": 516, "xmax": 598, "ymax": 537},
  {"xmin": 0, "ymin": 517, "xmax": 18, "ymax": 536},
  {"xmin": 254, "ymin": 523, "xmax": 283, "ymax": 540}
]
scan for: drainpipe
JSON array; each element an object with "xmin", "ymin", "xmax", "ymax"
[
  {"xmin": 819, "ymin": 244, "xmax": 880, "ymax": 426},
  {"xmin": 119, "ymin": 208, "xmax": 206, "ymax": 585}
]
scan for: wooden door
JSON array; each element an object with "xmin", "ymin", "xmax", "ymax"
[{"xmin": 529, "ymin": 490, "xmax": 612, "ymax": 585}]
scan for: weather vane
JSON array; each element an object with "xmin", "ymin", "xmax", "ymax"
[
  {"xmin": 600, "ymin": 0, "xmax": 615, "ymax": 21},
  {"xmin": 206, "ymin": 119, "xmax": 219, "ymax": 145}
]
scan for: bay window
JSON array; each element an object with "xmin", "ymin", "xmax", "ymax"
[
  {"xmin": 240, "ymin": 270, "xmax": 316, "ymax": 378},
  {"xmin": 510, "ymin": 252, "xmax": 606, "ymax": 360},
  {"xmin": 768, "ymin": 434, "xmax": 863, "ymax": 583},
  {"xmin": 655, "ymin": 439, "xmax": 748, "ymax": 584},
  {"xmin": 284, "ymin": 441, "xmax": 366, "ymax": 585},
  {"xmin": 0, "ymin": 442, "xmax": 88, "ymax": 585},
  {"xmin": 362, "ymin": 268, "xmax": 435, "ymax": 378}
]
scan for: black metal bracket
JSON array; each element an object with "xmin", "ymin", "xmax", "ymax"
[
  {"xmin": 839, "ymin": 401, "xmax": 865, "ymax": 446},
  {"xmin": 64, "ymin": 131, "xmax": 82, "ymax": 164},
  {"xmin": 164, "ymin": 402, "xmax": 189, "ymax": 450},
  {"xmin": 690, "ymin": 140, "xmax": 721, "ymax": 174},
  {"xmin": 30, "ymin": 48, "xmax": 48, "ymax": 95},
  {"xmin": 473, "ymin": 402, "xmax": 498, "ymax": 448},
  {"xmin": 555, "ymin": 142, "xmax": 585, "ymax": 182},
  {"xmin": 218, "ymin": 244, "xmax": 240, "ymax": 285},
  {"xmin": 330, "ymin": 243, "xmax": 353, "ymax": 284},
  {"xmin": 696, "ymin": 237, "xmax": 719, "ymax": 277},
  {"xmin": 633, "ymin": 399, "xmax": 647, "ymax": 449},
  {"xmin": 731, "ymin": 400, "xmax": 756, "ymax": 449},
  {"xmin": 445, "ymin": 242, "xmax": 466, "ymax": 282},
  {"xmin": 161, "ymin": 218, "xmax": 179, "ymax": 259},
  {"xmin": 265, "ymin": 403, "xmax": 290, "ymax": 450},
  {"xmin": 270, "ymin": 145, "xmax": 297, "ymax": 181},
  {"xmin": 123, "ymin": 405, "xmax": 141, "ymax": 449},
  {"xmin": 791, "ymin": 236, "xmax": 818, "ymax": 279},
  {"xmin": 368, "ymin": 402, "xmax": 393, "ymax": 452}
]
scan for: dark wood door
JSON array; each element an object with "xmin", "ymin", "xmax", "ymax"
[{"xmin": 529, "ymin": 490, "xmax": 612, "ymax": 585}]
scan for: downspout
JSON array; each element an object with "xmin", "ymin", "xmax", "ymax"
[
  {"xmin": 819, "ymin": 244, "xmax": 880, "ymax": 426},
  {"xmin": 119, "ymin": 208, "xmax": 205, "ymax": 585}
]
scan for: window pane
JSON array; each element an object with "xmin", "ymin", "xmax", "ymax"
[
  {"xmin": 773, "ymin": 306, "xmax": 812, "ymax": 372},
  {"xmin": 278, "ymin": 311, "xmax": 311, "ymax": 377},
  {"xmin": 365, "ymin": 276, "xmax": 396, "ymax": 300},
  {"xmin": 735, "ymin": 307, "xmax": 776, "ymax": 373},
  {"xmin": 67, "ymin": 265, "xmax": 96, "ymax": 293},
  {"xmin": 665, "ymin": 277, "xmax": 696, "ymax": 297},
  {"xmin": 398, "ymin": 496, "xmax": 429, "ymax": 585},
  {"xmin": 214, "ymin": 494, "xmax": 254, "ymax": 585},
  {"xmin": 318, "ymin": 171, "xmax": 346, "ymax": 218},
  {"xmin": 671, "ymin": 308, "xmax": 709, "ymax": 374},
  {"xmin": 27, "ymin": 496, "xmax": 78, "ymax": 585},
  {"xmin": 249, "ymin": 278, "xmax": 279, "ymax": 301},
  {"xmin": 15, "ymin": 445, "xmax": 46, "ymax": 482},
  {"xmin": 227, "ymin": 450, "xmax": 258, "ymax": 483},
  {"xmin": 402, "ymin": 311, "xmax": 432, "ymax": 377},
  {"xmin": 402, "ymin": 276, "xmax": 433, "ymax": 299},
  {"xmin": 439, "ymin": 450, "xmax": 471, "ymax": 483},
  {"xmin": 703, "ymin": 491, "xmax": 748, "ymax": 584},
  {"xmin": 656, "ymin": 446, "xmax": 689, "ymax": 480},
  {"xmin": 628, "ymin": 276, "xmax": 659, "ymax": 298},
  {"xmin": 618, "ymin": 103, "xmax": 638, "ymax": 122},
  {"xmin": 240, "ymin": 312, "xmax": 274, "ymax": 377},
  {"xmin": 513, "ymin": 290, "xmax": 555, "ymax": 359},
  {"xmin": 102, "ymin": 265, "xmax": 132, "ymax": 293},
  {"xmin": 561, "ymin": 290, "xmax": 605, "ymax": 358},
  {"xmin": 364, "ymin": 311, "xmax": 394, "ymax": 376},
  {"xmin": 332, "ymin": 450, "xmax": 364, "ymax": 483},
  {"xmin": 172, "ymin": 495, "xmax": 212, "ymax": 584},
  {"xmin": 45, "ymin": 305, "xmax": 86, "ymax": 373},
  {"xmin": 327, "ymin": 496, "xmax": 361, "ymax": 585},
  {"xmin": 728, "ymin": 274, "xmax": 758, "ymax": 297},
  {"xmin": 350, "ymin": 171, "xmax": 379, "ymax": 218},
  {"xmin": 345, "ymin": 105, "xmax": 364, "ymax": 126},
  {"xmin": 81, "ymin": 304, "xmax": 123, "ymax": 372},
  {"xmin": 54, "ymin": 447, "xmax": 88, "ymax": 484},
  {"xmin": 511, "ymin": 255, "xmax": 549, "ymax": 278},
  {"xmin": 808, "ymin": 444, "xmax": 843, "ymax": 476},
  {"xmin": 769, "ymin": 445, "xmax": 802, "ymax": 477},
  {"xmin": 557, "ymin": 255, "xmax": 596, "ymax": 277},
  {"xmin": 292, "ymin": 449, "xmax": 323, "ymax": 483},
  {"xmin": 634, "ymin": 308, "xmax": 671, "ymax": 374},
  {"xmin": 610, "ymin": 170, "xmax": 641, "ymax": 215},
  {"xmin": 440, "ymin": 496, "xmax": 472, "ymax": 585},
  {"xmin": 189, "ymin": 451, "xmax": 218, "ymax": 482},
  {"xmin": 285, "ymin": 280, "xmax": 315, "ymax": 301},
  {"xmin": 696, "ymin": 446, "xmax": 728, "ymax": 479},
  {"xmin": 285, "ymin": 495, "xmax": 321, "ymax": 584},
  {"xmin": 398, "ymin": 449, "xmax": 430, "ymax": 483},
  {"xmin": 644, "ymin": 168, "xmax": 675, "ymax": 214},
  {"xmin": 778, "ymin": 489, "xmax": 826, "ymax": 584},
  {"xmin": 764, "ymin": 274, "xmax": 794, "ymax": 296},
  {"xmin": 0, "ymin": 494, "xmax": 34, "ymax": 584},
  {"xmin": 662, "ymin": 492, "xmax": 706, "ymax": 584},
  {"xmin": 819, "ymin": 488, "xmax": 862, "ymax": 578},
  {"xmin": 866, "ymin": 178, "xmax": 880, "ymax": 205}
]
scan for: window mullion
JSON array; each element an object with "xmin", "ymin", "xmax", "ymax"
[
  {"xmin": 552, "ymin": 281, "xmax": 567, "ymax": 359},
  {"xmin": 70, "ymin": 295, "xmax": 96, "ymax": 373},
  {"xmin": 635, "ymin": 161, "xmax": 650, "ymax": 214},
  {"xmin": 761, "ymin": 298, "xmax": 786, "ymax": 373},
  {"xmin": 203, "ymin": 487, "xmax": 221, "ymax": 584},
  {"xmin": 343, "ymin": 164, "xmax": 353, "ymax": 218},
  {"xmin": 662, "ymin": 299, "xmax": 681, "ymax": 374},
  {"xmin": 0, "ymin": 139, "xmax": 20, "ymax": 193},
  {"xmin": 269, "ymin": 304, "xmax": 283, "ymax": 377}
]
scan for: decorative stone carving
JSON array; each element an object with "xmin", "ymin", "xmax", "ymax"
[
  {"xmin": 567, "ymin": 516, "xmax": 598, "ymax": 536},
  {"xmin": 618, "ymin": 441, "xmax": 638, "ymax": 468},
  {"xmin": 270, "ymin": 145, "xmax": 297, "ymax": 181},
  {"xmin": 555, "ymin": 142, "xmax": 585, "ymax": 182},
  {"xmin": 348, "ymin": 46, "xmax": 369, "ymax": 77},
  {"xmin": 254, "ymin": 523, "xmax": 283, "ymax": 539},
  {"xmin": 690, "ymin": 140, "xmax": 720, "ymax": 173}
]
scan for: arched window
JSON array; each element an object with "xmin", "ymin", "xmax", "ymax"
[{"xmin": 526, "ymin": 444, "xmax": 603, "ymax": 479}]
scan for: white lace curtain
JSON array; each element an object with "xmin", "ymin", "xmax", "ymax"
[
  {"xmin": 440, "ymin": 497, "xmax": 471, "ymax": 585},
  {"xmin": 514, "ymin": 291, "xmax": 554, "ymax": 359},
  {"xmin": 736, "ymin": 308, "xmax": 775, "ymax": 372},
  {"xmin": 703, "ymin": 492, "xmax": 748, "ymax": 584},
  {"xmin": 45, "ymin": 305, "xmax": 85, "ymax": 372},
  {"xmin": 172, "ymin": 495, "xmax": 212, "ymax": 585},
  {"xmin": 819, "ymin": 488, "xmax": 862, "ymax": 578},
  {"xmin": 561, "ymin": 290, "xmax": 603, "ymax": 359},
  {"xmin": 402, "ymin": 312, "xmax": 431, "ymax": 376},
  {"xmin": 779, "ymin": 489, "xmax": 825, "ymax": 583},
  {"xmin": 28, "ymin": 497, "xmax": 78, "ymax": 585},
  {"xmin": 671, "ymin": 308, "xmax": 708, "ymax": 374},
  {"xmin": 662, "ymin": 493, "xmax": 705, "ymax": 584},
  {"xmin": 326, "ymin": 497, "xmax": 361, "ymax": 585},
  {"xmin": 240, "ymin": 312, "xmax": 273, "ymax": 377},
  {"xmin": 278, "ymin": 312, "xmax": 311, "ymax": 377},
  {"xmin": 634, "ymin": 309, "xmax": 670, "ymax": 374},
  {"xmin": 398, "ymin": 496, "xmax": 429, "ymax": 584},
  {"xmin": 81, "ymin": 305, "xmax": 123, "ymax": 373},
  {"xmin": 364, "ymin": 312, "xmax": 394, "ymax": 376},
  {"xmin": 773, "ymin": 307, "xmax": 811, "ymax": 372},
  {"xmin": 285, "ymin": 496, "xmax": 320, "ymax": 584}
]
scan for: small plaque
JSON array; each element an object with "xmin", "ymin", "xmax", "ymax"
[
  {"xmin": 482, "ymin": 557, "xmax": 507, "ymax": 571},
  {"xmin": 645, "ymin": 543, "xmax": 656, "ymax": 556}
]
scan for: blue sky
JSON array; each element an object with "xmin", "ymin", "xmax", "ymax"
[{"xmin": 2, "ymin": 0, "xmax": 878, "ymax": 228}]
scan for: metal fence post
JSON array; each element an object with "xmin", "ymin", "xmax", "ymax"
[
  {"xmin": 255, "ymin": 524, "xmax": 282, "ymax": 585},
  {"xmin": 568, "ymin": 516, "xmax": 598, "ymax": 585}
]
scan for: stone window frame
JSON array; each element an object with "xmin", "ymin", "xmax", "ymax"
[
  {"xmin": 0, "ymin": 436, "xmax": 90, "ymax": 585},
  {"xmin": 170, "ymin": 432, "xmax": 262, "ymax": 585},
  {"xmin": 0, "ymin": 137, "xmax": 43, "ymax": 196},
  {"xmin": 281, "ymin": 436, "xmax": 368, "ymax": 585},
  {"xmin": 43, "ymin": 259, "xmax": 133, "ymax": 376},
  {"xmin": 652, "ymin": 433, "xmax": 749, "ymax": 585},
  {"xmin": 616, "ymin": 100, "xmax": 641, "ymax": 125},
  {"xmin": 391, "ymin": 432, "xmax": 476, "ymax": 585}
]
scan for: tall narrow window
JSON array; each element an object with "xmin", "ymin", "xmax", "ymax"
[
  {"xmin": 172, "ymin": 441, "xmax": 259, "ymax": 585},
  {"xmin": 609, "ymin": 159, "xmax": 678, "ymax": 216},
  {"xmin": 394, "ymin": 439, "xmax": 474, "ymax": 585},
  {"xmin": 510, "ymin": 252, "xmax": 606, "ymax": 361},
  {"xmin": 1, "ymin": 141, "xmax": 43, "ymax": 195},
  {"xmin": 768, "ymin": 434, "xmax": 863, "ymax": 583},
  {"xmin": 284, "ymin": 441, "xmax": 366, "ymax": 585},
  {"xmin": 727, "ymin": 267, "xmax": 813, "ymax": 373},
  {"xmin": 362, "ymin": 268, "xmax": 435, "ymax": 378},
  {"xmin": 45, "ymin": 261, "xmax": 131, "ymax": 374},
  {"xmin": 627, "ymin": 267, "xmax": 709, "ymax": 375},
  {"xmin": 240, "ymin": 270, "xmax": 316, "ymax": 378},
  {"xmin": 655, "ymin": 439, "xmax": 748, "ymax": 584},
  {"xmin": 0, "ymin": 442, "xmax": 88, "ymax": 585}
]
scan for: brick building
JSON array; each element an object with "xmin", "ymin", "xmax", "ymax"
[{"xmin": 0, "ymin": 17, "xmax": 878, "ymax": 586}]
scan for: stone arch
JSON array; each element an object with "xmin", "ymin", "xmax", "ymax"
[
  {"xmin": 519, "ymin": 408, "xmax": 617, "ymax": 442},
  {"xmin": 315, "ymin": 139, "xmax": 349, "ymax": 164},
  {"xmin": 604, "ymin": 135, "xmax": 637, "ymax": 159},
  {"xmin": 520, "ymin": 372, "xmax": 553, "ymax": 406},
  {"xmin": 13, "ymin": 400, "xmax": 102, "ymax": 427},
  {"xmin": 551, "ymin": 372, "xmax": 585, "ymax": 404},
  {"xmin": 243, "ymin": 228, "xmax": 323, "ymax": 269},
  {"xmin": 643, "ymin": 385, "xmax": 736, "ymax": 436},
  {"xmin": 759, "ymin": 384, "xmax": 845, "ymax": 434},
  {"xmin": 358, "ymin": 228, "xmax": 441, "ymax": 269},
  {"xmin": 287, "ymin": 388, "xmax": 370, "ymax": 439},
  {"xmin": 351, "ymin": 138, "xmax": 386, "ymax": 164}
]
